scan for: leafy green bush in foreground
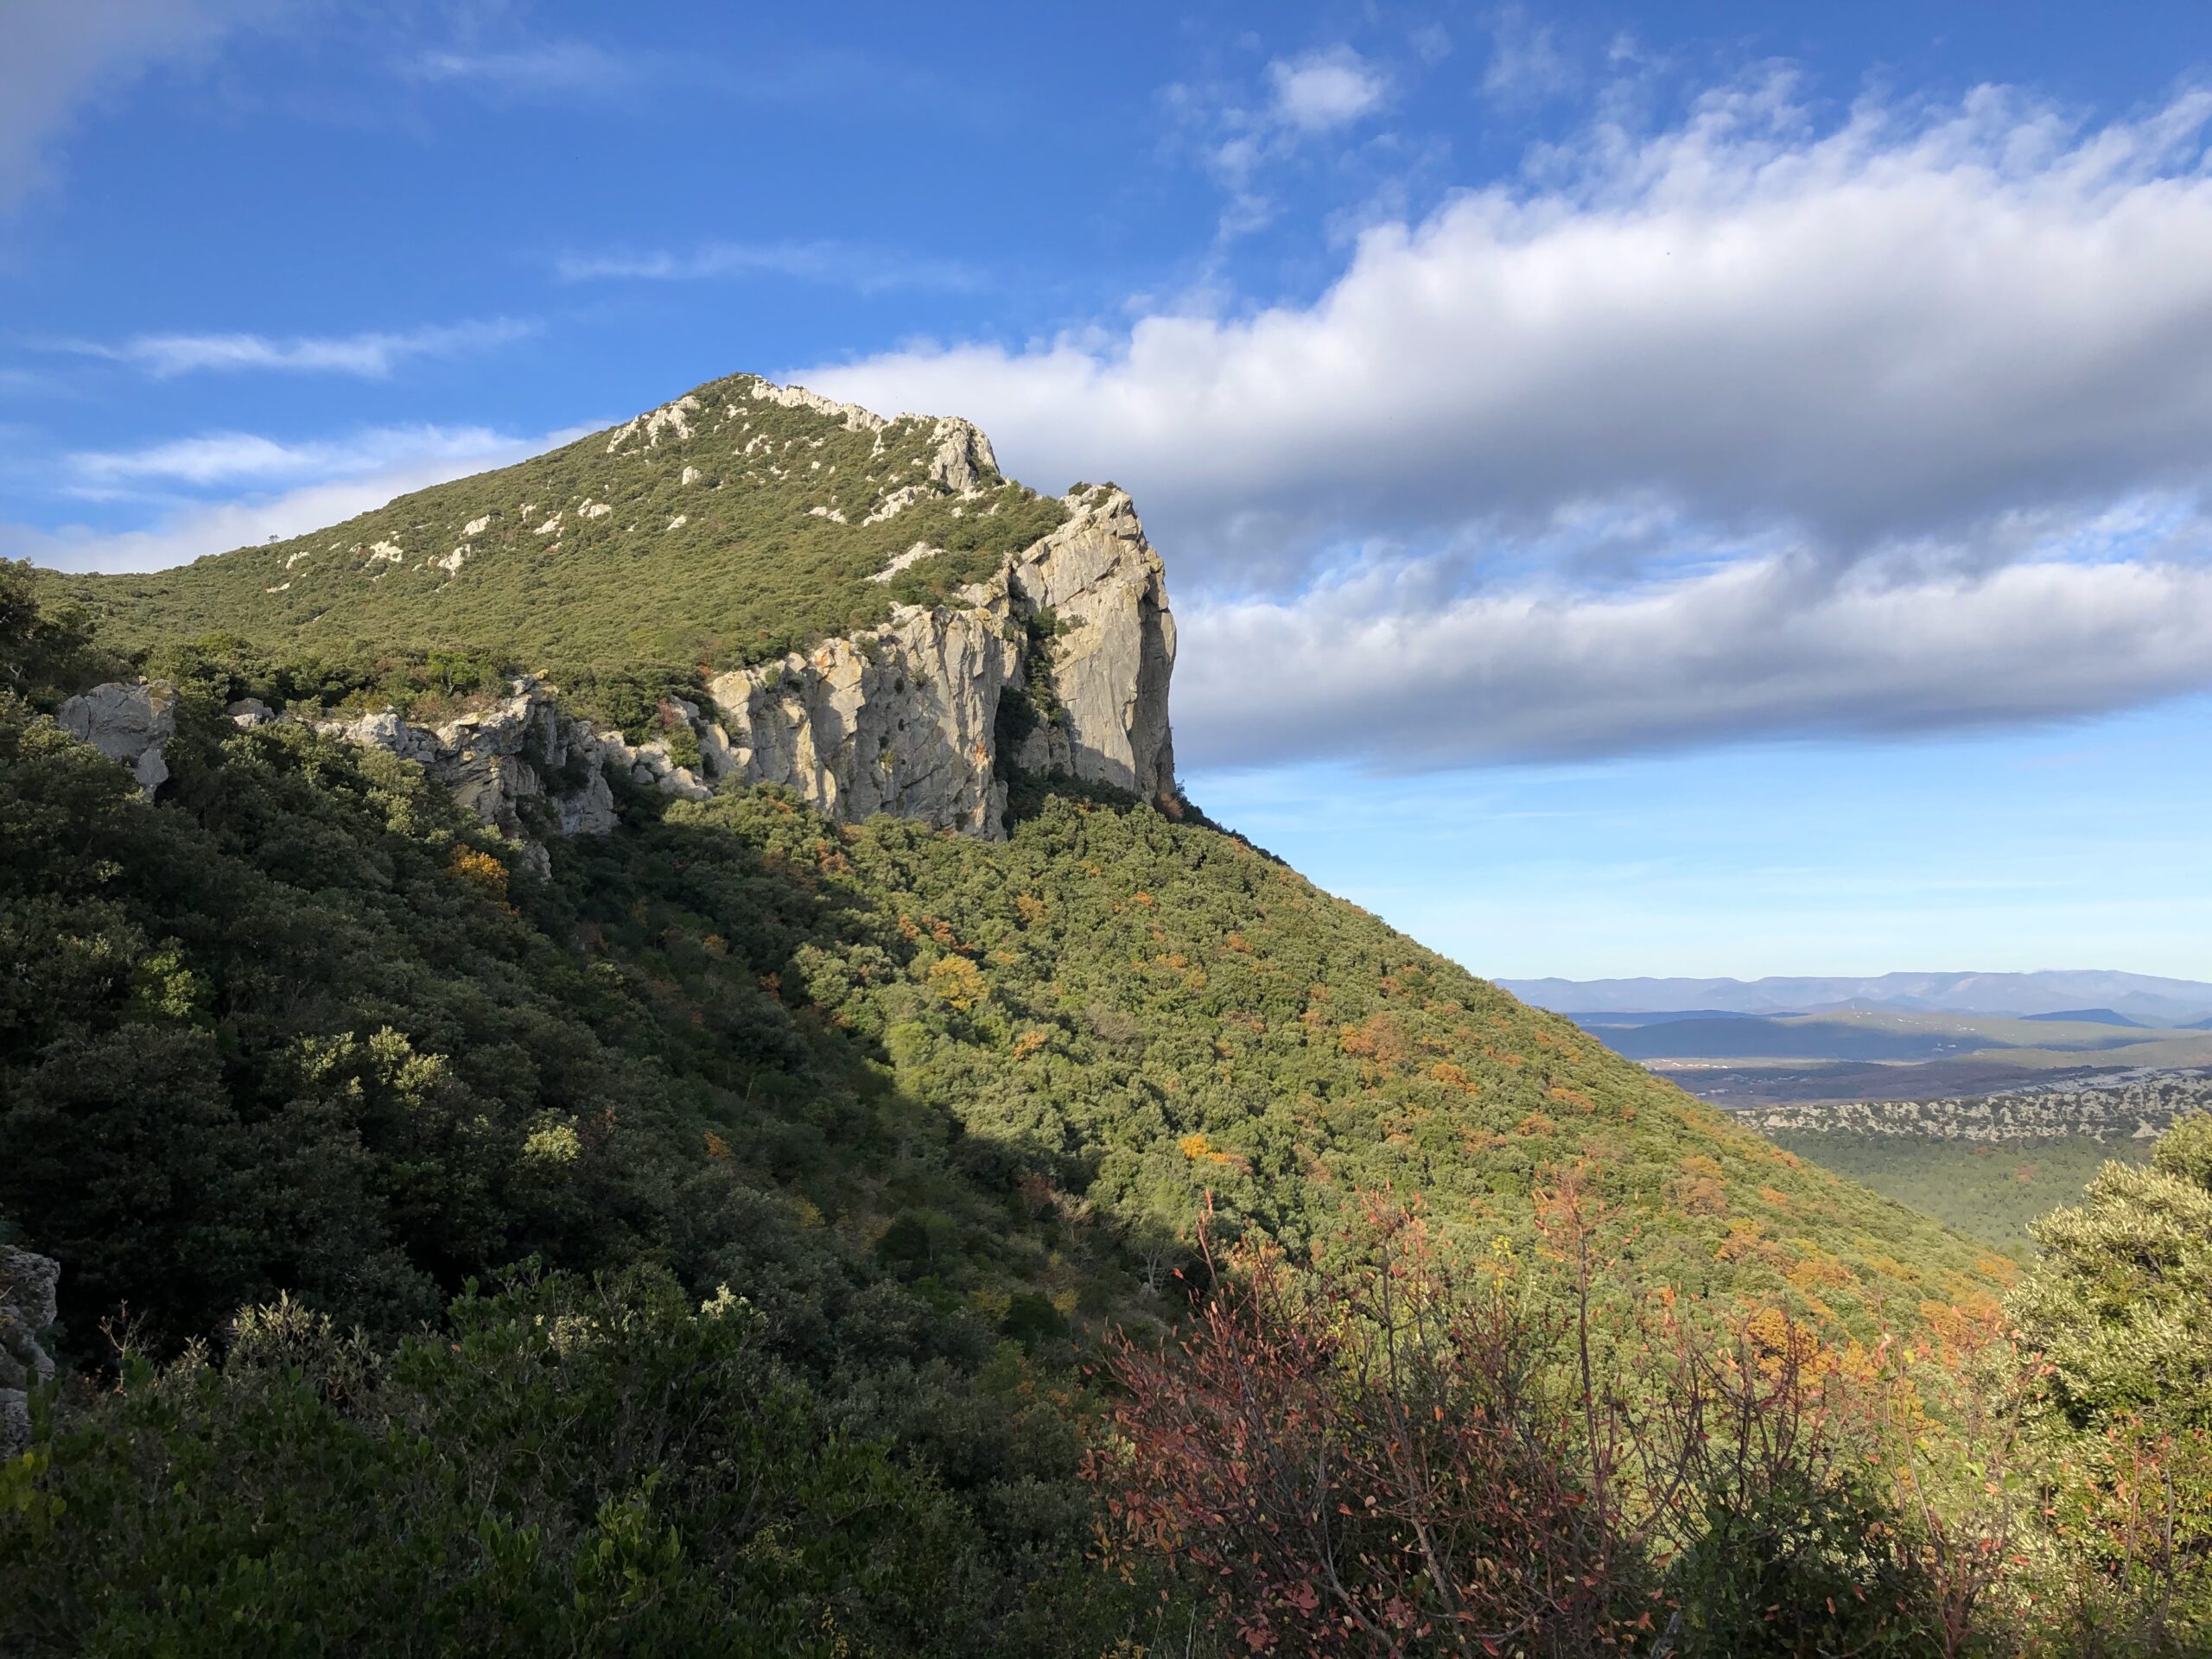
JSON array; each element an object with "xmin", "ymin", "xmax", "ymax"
[{"xmin": 3, "ymin": 1267, "xmax": 1150, "ymax": 1657}]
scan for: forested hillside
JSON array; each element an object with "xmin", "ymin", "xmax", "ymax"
[
  {"xmin": 0, "ymin": 605, "xmax": 2003, "ymax": 1360},
  {"xmin": 3, "ymin": 372, "xmax": 2204, "ymax": 1650}
]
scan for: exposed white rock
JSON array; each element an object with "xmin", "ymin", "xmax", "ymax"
[
  {"xmin": 862, "ymin": 484, "xmax": 925, "ymax": 524},
  {"xmin": 312, "ymin": 678, "xmax": 713, "ymax": 860},
  {"xmin": 368, "ymin": 540, "xmax": 404, "ymax": 563},
  {"xmin": 710, "ymin": 602, "xmax": 1013, "ymax": 837},
  {"xmin": 59, "ymin": 680, "xmax": 176, "ymax": 797},
  {"xmin": 925, "ymin": 417, "xmax": 997, "ymax": 494},
  {"xmin": 868, "ymin": 541, "xmax": 940, "ymax": 583},
  {"xmin": 435, "ymin": 548, "xmax": 467, "ymax": 574},
  {"xmin": 280, "ymin": 391, "xmax": 1176, "ymax": 849},
  {"xmin": 605, "ymin": 393, "xmax": 702, "ymax": 453},
  {"xmin": 1, "ymin": 1245, "xmax": 59, "ymax": 1458},
  {"xmin": 698, "ymin": 486, "xmax": 1178, "ymax": 836},
  {"xmin": 284, "ymin": 549, "xmax": 313, "ymax": 569},
  {"xmin": 1007, "ymin": 488, "xmax": 1177, "ymax": 798},
  {"xmin": 227, "ymin": 696, "xmax": 273, "ymax": 728},
  {"xmin": 264, "ymin": 581, "xmax": 291, "ymax": 594},
  {"xmin": 747, "ymin": 378, "xmax": 888, "ymax": 433},
  {"xmin": 463, "ymin": 514, "xmax": 493, "ymax": 537}
]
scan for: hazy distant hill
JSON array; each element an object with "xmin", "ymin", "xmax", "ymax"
[{"xmin": 1503, "ymin": 969, "xmax": 2212, "ymax": 1027}]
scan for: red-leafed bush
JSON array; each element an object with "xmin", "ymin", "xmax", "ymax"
[
  {"xmin": 1088, "ymin": 1173, "xmax": 1988, "ymax": 1658},
  {"xmin": 1090, "ymin": 1188, "xmax": 1651, "ymax": 1656}
]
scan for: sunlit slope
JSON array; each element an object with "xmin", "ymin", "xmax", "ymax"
[
  {"xmin": 37, "ymin": 373, "xmax": 1065, "ymax": 672},
  {"xmin": 608, "ymin": 780, "xmax": 2012, "ymax": 1338}
]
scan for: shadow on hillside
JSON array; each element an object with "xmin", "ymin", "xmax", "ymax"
[{"xmin": 541, "ymin": 775, "xmax": 1201, "ymax": 1332}]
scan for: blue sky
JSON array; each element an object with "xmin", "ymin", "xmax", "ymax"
[{"xmin": 7, "ymin": 0, "xmax": 2212, "ymax": 980}]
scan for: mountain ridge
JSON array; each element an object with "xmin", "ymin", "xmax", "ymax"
[
  {"xmin": 36, "ymin": 374, "xmax": 1178, "ymax": 846},
  {"xmin": 1506, "ymin": 969, "xmax": 2212, "ymax": 1026}
]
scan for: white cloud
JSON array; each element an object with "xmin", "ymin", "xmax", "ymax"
[
  {"xmin": 60, "ymin": 317, "xmax": 536, "ymax": 378},
  {"xmin": 806, "ymin": 83, "xmax": 2212, "ymax": 567},
  {"xmin": 65, "ymin": 423, "xmax": 531, "ymax": 487},
  {"xmin": 10, "ymin": 423, "xmax": 582, "ymax": 573},
  {"xmin": 786, "ymin": 82, "xmax": 2212, "ymax": 765},
  {"xmin": 1176, "ymin": 543, "xmax": 2212, "ymax": 770},
  {"xmin": 1268, "ymin": 48, "xmax": 1388, "ymax": 131},
  {"xmin": 0, "ymin": 0, "xmax": 283, "ymax": 210},
  {"xmin": 1480, "ymin": 6, "xmax": 1576, "ymax": 104},
  {"xmin": 397, "ymin": 40, "xmax": 638, "ymax": 99},
  {"xmin": 1168, "ymin": 44, "xmax": 1391, "ymax": 201},
  {"xmin": 555, "ymin": 240, "xmax": 980, "ymax": 294}
]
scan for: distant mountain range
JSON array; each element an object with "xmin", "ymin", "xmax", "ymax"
[{"xmin": 1498, "ymin": 971, "xmax": 2212, "ymax": 1027}]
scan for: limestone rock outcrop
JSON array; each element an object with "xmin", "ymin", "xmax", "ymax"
[
  {"xmin": 59, "ymin": 680, "xmax": 176, "ymax": 797},
  {"xmin": 705, "ymin": 484, "xmax": 1177, "ymax": 838},
  {"xmin": 51, "ymin": 410, "xmax": 1179, "ymax": 859},
  {"xmin": 281, "ymin": 480, "xmax": 1172, "ymax": 853},
  {"xmin": 312, "ymin": 683, "xmax": 709, "ymax": 869},
  {"xmin": 1007, "ymin": 487, "xmax": 1177, "ymax": 799},
  {"xmin": 1, "ymin": 1245, "xmax": 59, "ymax": 1457},
  {"xmin": 709, "ymin": 598, "xmax": 1011, "ymax": 836}
]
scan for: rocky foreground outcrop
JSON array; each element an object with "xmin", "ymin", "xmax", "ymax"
[
  {"xmin": 1, "ymin": 1245, "xmax": 59, "ymax": 1457},
  {"xmin": 58, "ymin": 681, "xmax": 175, "ymax": 798},
  {"xmin": 58, "ymin": 470, "xmax": 1178, "ymax": 856}
]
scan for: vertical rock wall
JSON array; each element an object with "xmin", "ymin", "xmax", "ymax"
[
  {"xmin": 704, "ymin": 482, "xmax": 1177, "ymax": 837},
  {"xmin": 0, "ymin": 1245, "xmax": 59, "ymax": 1457}
]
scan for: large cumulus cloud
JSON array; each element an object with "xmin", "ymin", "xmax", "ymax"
[{"xmin": 797, "ymin": 81, "xmax": 2212, "ymax": 767}]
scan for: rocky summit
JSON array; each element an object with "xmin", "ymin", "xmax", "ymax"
[{"xmin": 45, "ymin": 374, "xmax": 1177, "ymax": 851}]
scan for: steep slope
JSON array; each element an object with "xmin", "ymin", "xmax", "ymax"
[
  {"xmin": 42, "ymin": 375, "xmax": 1176, "ymax": 842},
  {"xmin": 9, "ymin": 372, "xmax": 2008, "ymax": 1336},
  {"xmin": 0, "ymin": 385, "xmax": 2027, "ymax": 1648},
  {"xmin": 0, "ymin": 677, "xmax": 2004, "ymax": 1360}
]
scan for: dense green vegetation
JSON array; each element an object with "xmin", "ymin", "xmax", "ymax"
[
  {"xmin": 8, "ymin": 467, "xmax": 2209, "ymax": 1651},
  {"xmin": 1769, "ymin": 1133, "xmax": 2149, "ymax": 1254},
  {"xmin": 3, "ymin": 1272, "xmax": 1122, "ymax": 1656},
  {"xmin": 2013, "ymin": 1115, "xmax": 2212, "ymax": 1435},
  {"xmin": 34, "ymin": 373, "xmax": 1068, "ymax": 678},
  {"xmin": 0, "ymin": 556, "xmax": 2018, "ymax": 1649},
  {"xmin": 1097, "ymin": 1123, "xmax": 2212, "ymax": 1658}
]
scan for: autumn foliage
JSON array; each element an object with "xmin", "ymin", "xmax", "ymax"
[{"xmin": 1085, "ymin": 1171, "xmax": 2191, "ymax": 1657}]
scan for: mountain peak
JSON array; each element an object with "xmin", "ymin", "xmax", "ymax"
[{"xmin": 41, "ymin": 373, "xmax": 1178, "ymax": 844}]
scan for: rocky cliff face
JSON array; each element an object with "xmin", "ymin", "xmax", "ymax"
[
  {"xmin": 58, "ymin": 681, "xmax": 175, "ymax": 798},
  {"xmin": 54, "ymin": 422, "xmax": 1179, "ymax": 857},
  {"xmin": 707, "ymin": 483, "xmax": 1177, "ymax": 837},
  {"xmin": 1, "ymin": 1245, "xmax": 59, "ymax": 1456},
  {"xmin": 315, "ymin": 480, "xmax": 1177, "ymax": 854}
]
